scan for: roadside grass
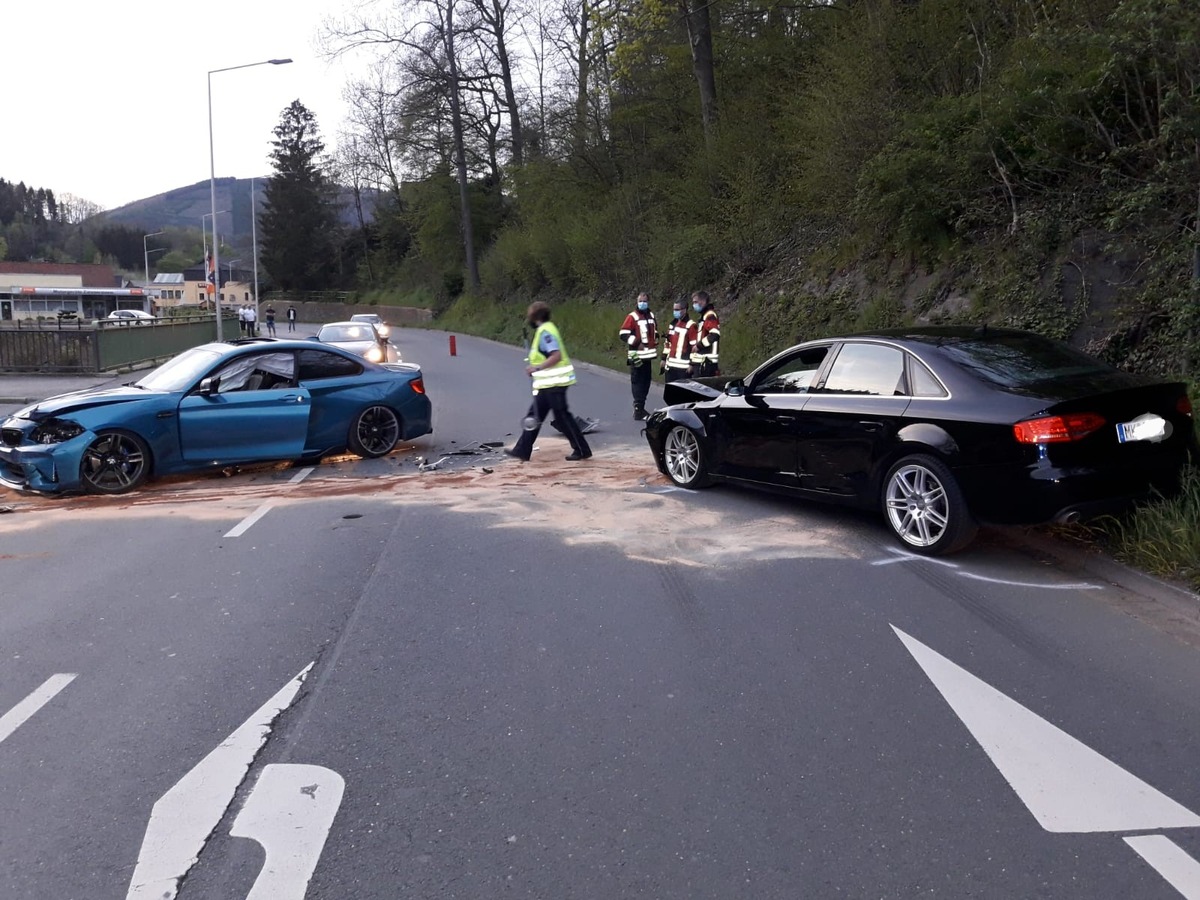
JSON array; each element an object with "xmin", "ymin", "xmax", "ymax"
[
  {"xmin": 411, "ymin": 292, "xmax": 1200, "ymax": 592},
  {"xmin": 1096, "ymin": 464, "xmax": 1200, "ymax": 591}
]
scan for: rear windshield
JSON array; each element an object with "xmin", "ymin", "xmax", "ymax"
[{"xmin": 937, "ymin": 333, "xmax": 1118, "ymax": 390}]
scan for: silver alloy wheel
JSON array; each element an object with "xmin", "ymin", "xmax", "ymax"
[
  {"xmin": 664, "ymin": 426, "xmax": 701, "ymax": 485},
  {"xmin": 353, "ymin": 406, "xmax": 401, "ymax": 457},
  {"xmin": 884, "ymin": 462, "xmax": 950, "ymax": 548},
  {"xmin": 81, "ymin": 432, "xmax": 149, "ymax": 493}
]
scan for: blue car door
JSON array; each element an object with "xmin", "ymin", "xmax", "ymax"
[{"xmin": 177, "ymin": 350, "xmax": 310, "ymax": 463}]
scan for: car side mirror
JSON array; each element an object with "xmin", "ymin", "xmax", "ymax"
[
  {"xmin": 725, "ymin": 379, "xmax": 745, "ymax": 397},
  {"xmin": 306, "ymin": 335, "xmax": 321, "ymax": 342},
  {"xmin": 198, "ymin": 376, "xmax": 219, "ymax": 397}
]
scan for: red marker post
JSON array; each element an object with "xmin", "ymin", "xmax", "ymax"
[{"xmin": 449, "ymin": 335, "xmax": 457, "ymax": 356}]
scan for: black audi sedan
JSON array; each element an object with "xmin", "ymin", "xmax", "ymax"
[{"xmin": 645, "ymin": 327, "xmax": 1196, "ymax": 555}]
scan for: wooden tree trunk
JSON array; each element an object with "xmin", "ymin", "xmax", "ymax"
[
  {"xmin": 444, "ymin": 0, "xmax": 481, "ymax": 290},
  {"xmin": 682, "ymin": 0, "xmax": 718, "ymax": 143}
]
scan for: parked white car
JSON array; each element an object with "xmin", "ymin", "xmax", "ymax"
[{"xmin": 106, "ymin": 310, "xmax": 157, "ymax": 325}]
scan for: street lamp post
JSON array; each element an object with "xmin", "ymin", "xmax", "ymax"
[
  {"xmin": 208, "ymin": 57, "xmax": 292, "ymax": 341},
  {"xmin": 143, "ymin": 231, "xmax": 165, "ymax": 285},
  {"xmin": 251, "ymin": 176, "xmax": 262, "ymax": 323}
]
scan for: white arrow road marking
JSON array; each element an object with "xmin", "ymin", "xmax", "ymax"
[
  {"xmin": 125, "ymin": 663, "xmax": 314, "ymax": 900},
  {"xmin": 0, "ymin": 674, "xmax": 76, "ymax": 745},
  {"xmin": 230, "ymin": 763, "xmax": 345, "ymax": 900},
  {"xmin": 892, "ymin": 626, "xmax": 1200, "ymax": 833},
  {"xmin": 1125, "ymin": 836, "xmax": 1200, "ymax": 899}
]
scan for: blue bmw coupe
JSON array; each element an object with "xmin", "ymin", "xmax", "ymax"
[{"xmin": 0, "ymin": 338, "xmax": 433, "ymax": 494}]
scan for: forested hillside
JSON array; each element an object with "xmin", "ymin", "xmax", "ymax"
[{"xmin": 329, "ymin": 0, "xmax": 1199, "ymax": 376}]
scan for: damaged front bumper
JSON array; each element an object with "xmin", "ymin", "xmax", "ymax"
[{"xmin": 0, "ymin": 425, "xmax": 93, "ymax": 493}]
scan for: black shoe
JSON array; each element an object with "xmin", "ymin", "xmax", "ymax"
[
  {"xmin": 504, "ymin": 448, "xmax": 529, "ymax": 461},
  {"xmin": 564, "ymin": 452, "xmax": 592, "ymax": 461},
  {"xmin": 633, "ymin": 407, "xmax": 647, "ymax": 421}
]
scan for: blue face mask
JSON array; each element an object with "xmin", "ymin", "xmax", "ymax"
[
  {"xmin": 693, "ymin": 303, "xmax": 704, "ymax": 313},
  {"xmin": 673, "ymin": 309, "xmax": 685, "ymax": 320},
  {"xmin": 637, "ymin": 301, "xmax": 649, "ymax": 312}
]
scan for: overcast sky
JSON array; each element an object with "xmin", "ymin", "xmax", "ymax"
[{"xmin": 3, "ymin": 0, "xmax": 366, "ymax": 210}]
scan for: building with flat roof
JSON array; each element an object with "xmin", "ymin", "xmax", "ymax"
[{"xmin": 0, "ymin": 262, "xmax": 150, "ymax": 321}]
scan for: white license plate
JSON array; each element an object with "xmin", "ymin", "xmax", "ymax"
[{"xmin": 1116, "ymin": 413, "xmax": 1169, "ymax": 444}]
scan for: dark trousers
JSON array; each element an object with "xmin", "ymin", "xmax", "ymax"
[
  {"xmin": 698, "ymin": 360, "xmax": 720, "ymax": 377},
  {"xmin": 511, "ymin": 387, "xmax": 591, "ymax": 460},
  {"xmin": 665, "ymin": 367, "xmax": 690, "ymax": 384},
  {"xmin": 629, "ymin": 359, "xmax": 652, "ymax": 407}
]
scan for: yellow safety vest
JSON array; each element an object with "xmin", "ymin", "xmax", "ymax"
[{"xmin": 528, "ymin": 322, "xmax": 577, "ymax": 392}]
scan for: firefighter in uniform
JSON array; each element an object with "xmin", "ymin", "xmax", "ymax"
[
  {"xmin": 506, "ymin": 301, "xmax": 592, "ymax": 462},
  {"xmin": 689, "ymin": 290, "xmax": 721, "ymax": 377},
  {"xmin": 618, "ymin": 292, "xmax": 658, "ymax": 420},
  {"xmin": 660, "ymin": 298, "xmax": 696, "ymax": 386}
]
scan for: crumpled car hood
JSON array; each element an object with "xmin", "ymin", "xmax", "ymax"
[{"xmin": 14, "ymin": 386, "xmax": 160, "ymax": 421}]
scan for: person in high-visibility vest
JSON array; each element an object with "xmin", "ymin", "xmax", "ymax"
[
  {"xmin": 689, "ymin": 290, "xmax": 721, "ymax": 377},
  {"xmin": 619, "ymin": 291, "xmax": 658, "ymax": 420},
  {"xmin": 506, "ymin": 301, "xmax": 593, "ymax": 462}
]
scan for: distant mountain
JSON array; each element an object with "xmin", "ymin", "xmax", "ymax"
[{"xmin": 100, "ymin": 177, "xmax": 379, "ymax": 239}]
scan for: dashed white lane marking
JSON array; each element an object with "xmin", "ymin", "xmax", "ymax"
[
  {"xmin": 231, "ymin": 763, "xmax": 345, "ymax": 900},
  {"xmin": 893, "ymin": 626, "xmax": 1200, "ymax": 833},
  {"xmin": 0, "ymin": 674, "xmax": 76, "ymax": 745},
  {"xmin": 1125, "ymin": 835, "xmax": 1200, "ymax": 899},
  {"xmin": 125, "ymin": 663, "xmax": 314, "ymax": 900},
  {"xmin": 288, "ymin": 467, "xmax": 315, "ymax": 485},
  {"xmin": 223, "ymin": 467, "xmax": 315, "ymax": 538}
]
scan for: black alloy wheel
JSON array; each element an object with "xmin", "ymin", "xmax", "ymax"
[
  {"xmin": 349, "ymin": 406, "xmax": 402, "ymax": 458},
  {"xmin": 80, "ymin": 430, "xmax": 151, "ymax": 494}
]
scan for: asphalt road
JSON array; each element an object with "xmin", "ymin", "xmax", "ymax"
[{"xmin": 2, "ymin": 328, "xmax": 1200, "ymax": 899}]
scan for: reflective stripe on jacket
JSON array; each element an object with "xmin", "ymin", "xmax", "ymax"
[
  {"xmin": 663, "ymin": 319, "xmax": 696, "ymax": 369},
  {"xmin": 691, "ymin": 310, "xmax": 720, "ymax": 363},
  {"xmin": 529, "ymin": 321, "xmax": 576, "ymax": 392},
  {"xmin": 619, "ymin": 310, "xmax": 658, "ymax": 360}
]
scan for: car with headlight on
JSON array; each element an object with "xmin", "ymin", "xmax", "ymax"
[
  {"xmin": 645, "ymin": 326, "xmax": 1196, "ymax": 555},
  {"xmin": 316, "ymin": 320, "xmax": 399, "ymax": 363},
  {"xmin": 350, "ymin": 313, "xmax": 391, "ymax": 338},
  {"xmin": 0, "ymin": 338, "xmax": 432, "ymax": 494}
]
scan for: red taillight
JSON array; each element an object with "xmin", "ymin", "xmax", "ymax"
[
  {"xmin": 1013, "ymin": 413, "xmax": 1106, "ymax": 444},
  {"xmin": 409, "ymin": 377, "xmax": 426, "ymax": 395},
  {"xmin": 1179, "ymin": 395, "xmax": 1193, "ymax": 416}
]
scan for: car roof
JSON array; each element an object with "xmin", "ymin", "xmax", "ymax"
[{"xmin": 321, "ymin": 320, "xmax": 377, "ymax": 329}]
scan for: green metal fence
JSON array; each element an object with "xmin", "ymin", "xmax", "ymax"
[{"xmin": 0, "ymin": 316, "xmax": 230, "ymax": 373}]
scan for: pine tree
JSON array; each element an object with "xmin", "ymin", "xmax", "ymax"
[{"xmin": 259, "ymin": 100, "xmax": 339, "ymax": 291}]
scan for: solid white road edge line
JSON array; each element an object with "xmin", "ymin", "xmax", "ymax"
[
  {"xmin": 223, "ymin": 467, "xmax": 316, "ymax": 538},
  {"xmin": 231, "ymin": 763, "xmax": 345, "ymax": 900},
  {"xmin": 0, "ymin": 674, "xmax": 76, "ymax": 745},
  {"xmin": 1125, "ymin": 835, "xmax": 1200, "ymax": 900},
  {"xmin": 125, "ymin": 663, "xmax": 315, "ymax": 900}
]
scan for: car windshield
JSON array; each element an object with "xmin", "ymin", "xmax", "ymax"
[
  {"xmin": 937, "ymin": 333, "xmax": 1114, "ymax": 390},
  {"xmin": 320, "ymin": 325, "xmax": 376, "ymax": 342},
  {"xmin": 351, "ymin": 315, "xmax": 381, "ymax": 324},
  {"xmin": 135, "ymin": 347, "xmax": 224, "ymax": 392}
]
